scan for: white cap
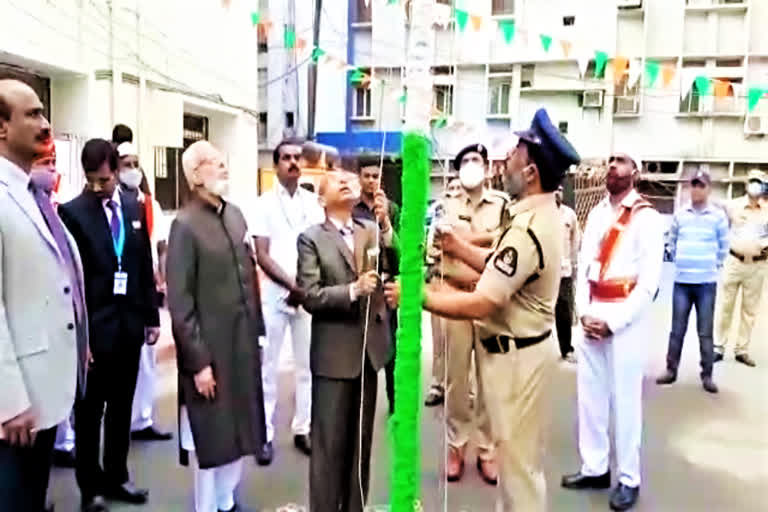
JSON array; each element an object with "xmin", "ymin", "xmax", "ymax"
[
  {"xmin": 613, "ymin": 150, "xmax": 643, "ymax": 172},
  {"xmin": 117, "ymin": 142, "xmax": 138, "ymax": 158}
]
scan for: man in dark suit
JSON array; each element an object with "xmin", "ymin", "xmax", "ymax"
[
  {"xmin": 0, "ymin": 79, "xmax": 88, "ymax": 512},
  {"xmin": 297, "ymin": 163, "xmax": 395, "ymax": 512},
  {"xmin": 59, "ymin": 139, "xmax": 160, "ymax": 512}
]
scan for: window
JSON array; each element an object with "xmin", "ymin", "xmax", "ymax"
[
  {"xmin": 433, "ymin": 85, "xmax": 454, "ymax": 116},
  {"xmin": 563, "ymin": 16, "xmax": 575, "ymax": 26},
  {"xmin": 353, "ymin": 87, "xmax": 372, "ymax": 118},
  {"xmin": 680, "ymin": 82, "xmax": 702, "ymax": 113},
  {"xmin": 354, "ymin": 0, "xmax": 372, "ymax": 24},
  {"xmin": 713, "ymin": 78, "xmax": 741, "ymax": 113},
  {"xmin": 558, "ymin": 121, "xmax": 568, "ymax": 134},
  {"xmin": 488, "ymin": 78, "xmax": 511, "ymax": 115},
  {"xmin": 613, "ymin": 66, "xmax": 640, "ymax": 114},
  {"xmin": 285, "ymin": 112, "xmax": 295, "ymax": 128},
  {"xmin": 258, "ymin": 113, "xmax": 267, "ymax": 142},
  {"xmin": 521, "ymin": 64, "xmax": 534, "ymax": 88},
  {"xmin": 492, "ymin": 0, "xmax": 515, "ymax": 16}
]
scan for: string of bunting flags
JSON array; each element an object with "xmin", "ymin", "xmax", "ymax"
[{"xmin": 250, "ymin": 4, "xmax": 768, "ymax": 114}]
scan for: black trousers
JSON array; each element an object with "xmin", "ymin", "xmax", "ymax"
[
  {"xmin": 555, "ymin": 277, "xmax": 575, "ymax": 357},
  {"xmin": 310, "ymin": 362, "xmax": 378, "ymax": 512},
  {"xmin": 75, "ymin": 338, "xmax": 142, "ymax": 499},
  {"xmin": 384, "ymin": 308, "xmax": 397, "ymax": 414},
  {"xmin": 0, "ymin": 425, "xmax": 56, "ymax": 512}
]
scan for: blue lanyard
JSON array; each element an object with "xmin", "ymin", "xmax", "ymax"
[{"xmin": 112, "ymin": 211, "xmax": 125, "ymax": 270}]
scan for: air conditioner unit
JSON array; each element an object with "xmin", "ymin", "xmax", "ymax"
[
  {"xmin": 617, "ymin": 0, "xmax": 642, "ymax": 8},
  {"xmin": 616, "ymin": 95, "xmax": 640, "ymax": 114},
  {"xmin": 744, "ymin": 115, "xmax": 767, "ymax": 136},
  {"xmin": 583, "ymin": 90, "xmax": 604, "ymax": 108}
]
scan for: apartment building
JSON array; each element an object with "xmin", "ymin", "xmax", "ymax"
[
  {"xmin": 258, "ymin": 0, "xmax": 768, "ymax": 208},
  {"xmin": 0, "ymin": 0, "xmax": 260, "ymax": 210}
]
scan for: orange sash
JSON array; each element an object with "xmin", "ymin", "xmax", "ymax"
[
  {"xmin": 591, "ymin": 195, "xmax": 652, "ymax": 298},
  {"xmin": 143, "ymin": 194, "xmax": 154, "ymax": 238}
]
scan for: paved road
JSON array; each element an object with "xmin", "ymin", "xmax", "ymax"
[{"xmin": 50, "ymin": 264, "xmax": 768, "ymax": 511}]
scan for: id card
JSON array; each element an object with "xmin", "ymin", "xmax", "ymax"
[{"xmin": 113, "ymin": 271, "xmax": 128, "ymax": 295}]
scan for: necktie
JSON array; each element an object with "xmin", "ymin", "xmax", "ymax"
[
  {"xmin": 107, "ymin": 199, "xmax": 122, "ymax": 243},
  {"xmin": 29, "ymin": 182, "xmax": 87, "ymax": 387}
]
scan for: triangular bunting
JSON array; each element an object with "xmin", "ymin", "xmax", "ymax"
[
  {"xmin": 627, "ymin": 59, "xmax": 642, "ymax": 89},
  {"xmin": 612, "ymin": 57, "xmax": 629, "ymax": 83},
  {"xmin": 594, "ymin": 51, "xmax": 608, "ymax": 79},
  {"xmin": 713, "ymin": 80, "xmax": 730, "ymax": 99},
  {"xmin": 748, "ymin": 87, "xmax": 765, "ymax": 112},
  {"xmin": 561, "ymin": 40, "xmax": 573, "ymax": 57},
  {"xmin": 311, "ymin": 47, "xmax": 326, "ymax": 62},
  {"xmin": 350, "ymin": 68, "xmax": 366, "ymax": 85},
  {"xmin": 661, "ymin": 64, "xmax": 676, "ymax": 88},
  {"xmin": 499, "ymin": 20, "xmax": 515, "ymax": 44},
  {"xmin": 470, "ymin": 15, "xmax": 483, "ymax": 31},
  {"xmin": 296, "ymin": 38, "xmax": 307, "ymax": 51},
  {"xmin": 680, "ymin": 70, "xmax": 695, "ymax": 99},
  {"xmin": 434, "ymin": 116, "xmax": 448, "ymax": 129},
  {"xmin": 694, "ymin": 75, "xmax": 712, "ymax": 97},
  {"xmin": 645, "ymin": 60, "xmax": 660, "ymax": 87},
  {"xmin": 456, "ymin": 9, "xmax": 469, "ymax": 32},
  {"xmin": 577, "ymin": 50, "xmax": 591, "ymax": 78},
  {"xmin": 540, "ymin": 34, "xmax": 553, "ymax": 53},
  {"xmin": 283, "ymin": 27, "xmax": 296, "ymax": 49},
  {"xmin": 251, "ymin": 12, "xmax": 260, "ymax": 26}
]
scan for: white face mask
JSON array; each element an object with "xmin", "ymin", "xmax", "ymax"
[
  {"xmin": 459, "ymin": 162, "xmax": 485, "ymax": 190},
  {"xmin": 747, "ymin": 181, "xmax": 764, "ymax": 198},
  {"xmin": 119, "ymin": 168, "xmax": 143, "ymax": 190}
]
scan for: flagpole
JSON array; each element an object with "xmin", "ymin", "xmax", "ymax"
[{"xmin": 307, "ymin": 0, "xmax": 323, "ymax": 140}]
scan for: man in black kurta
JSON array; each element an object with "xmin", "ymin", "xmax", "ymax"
[{"xmin": 166, "ymin": 141, "xmax": 266, "ymax": 512}]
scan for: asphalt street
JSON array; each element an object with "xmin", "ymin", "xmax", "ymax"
[{"xmin": 49, "ymin": 263, "xmax": 768, "ymax": 511}]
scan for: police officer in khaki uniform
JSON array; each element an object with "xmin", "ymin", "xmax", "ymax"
[
  {"xmin": 388, "ymin": 109, "xmax": 580, "ymax": 510},
  {"xmin": 429, "ymin": 143, "xmax": 509, "ymax": 484},
  {"xmin": 715, "ymin": 169, "xmax": 768, "ymax": 366}
]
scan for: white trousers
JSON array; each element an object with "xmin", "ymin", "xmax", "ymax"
[
  {"xmin": 131, "ymin": 344, "xmax": 157, "ymax": 431},
  {"xmin": 180, "ymin": 406, "xmax": 244, "ymax": 512},
  {"xmin": 54, "ymin": 412, "xmax": 75, "ymax": 452},
  {"xmin": 262, "ymin": 304, "xmax": 312, "ymax": 442},
  {"xmin": 576, "ymin": 309, "xmax": 648, "ymax": 488}
]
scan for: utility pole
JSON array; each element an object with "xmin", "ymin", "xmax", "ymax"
[{"xmin": 307, "ymin": 0, "xmax": 323, "ymax": 140}]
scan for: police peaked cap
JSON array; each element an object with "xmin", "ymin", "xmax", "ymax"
[
  {"xmin": 453, "ymin": 143, "xmax": 489, "ymax": 170},
  {"xmin": 515, "ymin": 108, "xmax": 581, "ymax": 179}
]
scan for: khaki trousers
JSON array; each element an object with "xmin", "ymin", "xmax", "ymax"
[
  {"xmin": 715, "ymin": 255, "xmax": 767, "ymax": 356},
  {"xmin": 445, "ymin": 319, "xmax": 494, "ymax": 460},
  {"xmin": 477, "ymin": 337, "xmax": 555, "ymax": 512},
  {"xmin": 429, "ymin": 314, "xmax": 446, "ymax": 389}
]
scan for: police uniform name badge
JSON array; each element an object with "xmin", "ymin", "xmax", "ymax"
[
  {"xmin": 114, "ymin": 271, "xmax": 128, "ymax": 295},
  {"xmin": 494, "ymin": 247, "xmax": 518, "ymax": 277}
]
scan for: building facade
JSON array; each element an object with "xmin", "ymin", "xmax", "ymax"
[
  {"xmin": 259, "ymin": 0, "xmax": 768, "ymax": 207},
  {"xmin": 0, "ymin": 0, "xmax": 260, "ymax": 211}
]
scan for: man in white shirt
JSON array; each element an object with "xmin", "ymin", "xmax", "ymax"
[
  {"xmin": 562, "ymin": 152, "xmax": 664, "ymax": 511},
  {"xmin": 555, "ymin": 185, "xmax": 581, "ymax": 363},
  {"xmin": 251, "ymin": 139, "xmax": 325, "ymax": 464}
]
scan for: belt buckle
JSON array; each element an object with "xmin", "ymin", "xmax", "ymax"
[{"xmin": 496, "ymin": 335, "xmax": 507, "ymax": 354}]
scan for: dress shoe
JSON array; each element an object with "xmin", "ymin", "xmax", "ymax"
[
  {"xmin": 655, "ymin": 370, "xmax": 677, "ymax": 385},
  {"xmin": 218, "ymin": 505, "xmax": 239, "ymax": 512},
  {"xmin": 609, "ymin": 483, "xmax": 639, "ymax": 510},
  {"xmin": 424, "ymin": 386, "xmax": 444, "ymax": 407},
  {"xmin": 131, "ymin": 426, "xmax": 173, "ymax": 441},
  {"xmin": 735, "ymin": 353, "xmax": 756, "ymax": 367},
  {"xmin": 257, "ymin": 441, "xmax": 274, "ymax": 466},
  {"xmin": 81, "ymin": 496, "xmax": 108, "ymax": 512},
  {"xmin": 52, "ymin": 448, "xmax": 76, "ymax": 468},
  {"xmin": 714, "ymin": 352, "xmax": 724, "ymax": 363},
  {"xmin": 702, "ymin": 377, "xmax": 719, "ymax": 394},
  {"xmin": 104, "ymin": 482, "xmax": 149, "ymax": 504},
  {"xmin": 294, "ymin": 434, "xmax": 312, "ymax": 456},
  {"xmin": 563, "ymin": 351, "xmax": 577, "ymax": 364},
  {"xmin": 446, "ymin": 446, "xmax": 465, "ymax": 482},
  {"xmin": 476, "ymin": 457, "xmax": 498, "ymax": 486},
  {"xmin": 561, "ymin": 471, "xmax": 611, "ymax": 490}
]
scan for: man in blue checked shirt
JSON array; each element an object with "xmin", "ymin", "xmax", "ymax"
[{"xmin": 656, "ymin": 169, "xmax": 729, "ymax": 394}]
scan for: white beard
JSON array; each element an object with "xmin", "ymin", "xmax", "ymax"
[{"xmin": 204, "ymin": 178, "xmax": 229, "ymax": 198}]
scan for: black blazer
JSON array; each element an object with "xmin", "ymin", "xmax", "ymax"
[{"xmin": 59, "ymin": 190, "xmax": 159, "ymax": 356}]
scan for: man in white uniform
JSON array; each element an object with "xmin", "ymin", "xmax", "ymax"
[
  {"xmin": 562, "ymin": 152, "xmax": 664, "ymax": 511},
  {"xmin": 251, "ymin": 139, "xmax": 324, "ymax": 464}
]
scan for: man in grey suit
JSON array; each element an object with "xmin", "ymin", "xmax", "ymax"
[
  {"xmin": 0, "ymin": 79, "xmax": 88, "ymax": 512},
  {"xmin": 297, "ymin": 162, "xmax": 395, "ymax": 512}
]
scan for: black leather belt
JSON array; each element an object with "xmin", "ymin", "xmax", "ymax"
[
  {"xmin": 480, "ymin": 330, "xmax": 551, "ymax": 354},
  {"xmin": 730, "ymin": 249, "xmax": 767, "ymax": 262}
]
